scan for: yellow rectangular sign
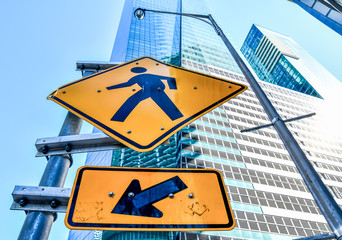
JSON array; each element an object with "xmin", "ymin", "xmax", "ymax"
[{"xmin": 65, "ymin": 166, "xmax": 235, "ymax": 231}]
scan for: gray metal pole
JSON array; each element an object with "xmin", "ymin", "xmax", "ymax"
[
  {"xmin": 137, "ymin": 8, "xmax": 342, "ymax": 238},
  {"xmin": 17, "ymin": 71, "xmax": 94, "ymax": 240},
  {"xmin": 207, "ymin": 14, "xmax": 342, "ymax": 239}
]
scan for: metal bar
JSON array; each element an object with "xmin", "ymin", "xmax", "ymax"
[
  {"xmin": 206, "ymin": 14, "xmax": 342, "ymax": 239},
  {"xmin": 35, "ymin": 133, "xmax": 168, "ymax": 157},
  {"xmin": 284, "ymin": 112, "xmax": 316, "ymax": 123},
  {"xmin": 293, "ymin": 233, "xmax": 337, "ymax": 240},
  {"xmin": 145, "ymin": 9, "xmax": 208, "ymax": 19},
  {"xmin": 240, "ymin": 112, "xmax": 316, "ymax": 133},
  {"xmin": 240, "ymin": 122, "xmax": 273, "ymax": 133},
  {"xmin": 142, "ymin": 9, "xmax": 212, "ymax": 26},
  {"xmin": 35, "ymin": 132, "xmax": 126, "ymax": 157},
  {"xmin": 17, "ymin": 71, "xmax": 92, "ymax": 240},
  {"xmin": 76, "ymin": 61, "xmax": 120, "ymax": 71},
  {"xmin": 11, "ymin": 185, "xmax": 70, "ymax": 213}
]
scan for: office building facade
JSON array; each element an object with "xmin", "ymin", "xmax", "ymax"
[
  {"xmin": 69, "ymin": 1, "xmax": 342, "ymax": 239},
  {"xmin": 288, "ymin": 0, "xmax": 342, "ymax": 35},
  {"xmin": 241, "ymin": 24, "xmax": 342, "ymax": 100}
]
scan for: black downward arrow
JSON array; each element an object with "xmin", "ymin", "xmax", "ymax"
[{"xmin": 112, "ymin": 176, "xmax": 188, "ymax": 218}]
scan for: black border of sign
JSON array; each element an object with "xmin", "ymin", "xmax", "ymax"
[
  {"xmin": 66, "ymin": 167, "xmax": 235, "ymax": 230},
  {"xmin": 50, "ymin": 56, "xmax": 247, "ymax": 150}
]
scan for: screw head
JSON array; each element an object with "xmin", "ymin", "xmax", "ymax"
[
  {"xmin": 160, "ymin": 127, "xmax": 165, "ymax": 130},
  {"xmin": 193, "ymin": 86, "xmax": 197, "ymax": 89},
  {"xmin": 19, "ymin": 199, "xmax": 27, "ymax": 207},
  {"xmin": 157, "ymin": 87, "xmax": 161, "ymax": 91},
  {"xmin": 188, "ymin": 193, "xmax": 194, "ymax": 199},
  {"xmin": 62, "ymin": 91, "xmax": 66, "ymax": 94},
  {"xmin": 228, "ymin": 85, "xmax": 232, "ymax": 88},
  {"xmin": 65, "ymin": 144, "xmax": 72, "ymax": 152},
  {"xmin": 42, "ymin": 146, "xmax": 48, "ymax": 154},
  {"xmin": 168, "ymin": 193, "xmax": 174, "ymax": 199},
  {"xmin": 108, "ymin": 192, "xmax": 115, "ymax": 197},
  {"xmin": 97, "ymin": 89, "xmax": 101, "ymax": 93},
  {"xmin": 127, "ymin": 130, "xmax": 131, "ymax": 134},
  {"xmin": 50, "ymin": 200, "xmax": 59, "ymax": 208},
  {"xmin": 128, "ymin": 192, "xmax": 135, "ymax": 198},
  {"xmin": 132, "ymin": 88, "xmax": 136, "ymax": 91}
]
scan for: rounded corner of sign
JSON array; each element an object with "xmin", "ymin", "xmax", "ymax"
[
  {"xmin": 209, "ymin": 168, "xmax": 225, "ymax": 177},
  {"xmin": 64, "ymin": 216, "xmax": 75, "ymax": 230},
  {"xmin": 234, "ymin": 83, "xmax": 248, "ymax": 92},
  {"xmin": 209, "ymin": 221, "xmax": 236, "ymax": 232},
  {"xmin": 130, "ymin": 145, "xmax": 156, "ymax": 153},
  {"xmin": 77, "ymin": 165, "xmax": 92, "ymax": 172},
  {"xmin": 136, "ymin": 56, "xmax": 155, "ymax": 63},
  {"xmin": 128, "ymin": 138, "xmax": 169, "ymax": 153},
  {"xmin": 242, "ymin": 84, "xmax": 248, "ymax": 91},
  {"xmin": 142, "ymin": 56, "xmax": 153, "ymax": 60},
  {"xmin": 47, "ymin": 90, "xmax": 57, "ymax": 100},
  {"xmin": 140, "ymin": 146, "xmax": 157, "ymax": 152},
  {"xmin": 230, "ymin": 220, "xmax": 237, "ymax": 230},
  {"xmin": 225, "ymin": 219, "xmax": 237, "ymax": 231}
]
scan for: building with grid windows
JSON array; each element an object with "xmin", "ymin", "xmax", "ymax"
[
  {"xmin": 241, "ymin": 24, "xmax": 342, "ymax": 100},
  {"xmin": 68, "ymin": 0, "xmax": 342, "ymax": 239}
]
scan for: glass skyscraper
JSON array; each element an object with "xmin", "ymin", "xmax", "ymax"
[
  {"xmin": 69, "ymin": 1, "xmax": 342, "ymax": 239},
  {"xmin": 241, "ymin": 24, "xmax": 342, "ymax": 100},
  {"xmin": 288, "ymin": 0, "xmax": 342, "ymax": 35}
]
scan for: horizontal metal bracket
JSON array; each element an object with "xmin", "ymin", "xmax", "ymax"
[
  {"xmin": 293, "ymin": 233, "xmax": 336, "ymax": 240},
  {"xmin": 11, "ymin": 185, "xmax": 70, "ymax": 213},
  {"xmin": 240, "ymin": 112, "xmax": 316, "ymax": 133},
  {"xmin": 76, "ymin": 61, "xmax": 121, "ymax": 72},
  {"xmin": 35, "ymin": 132, "xmax": 127, "ymax": 157}
]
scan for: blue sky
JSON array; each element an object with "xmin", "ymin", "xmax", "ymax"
[{"xmin": 1, "ymin": 0, "xmax": 341, "ymax": 239}]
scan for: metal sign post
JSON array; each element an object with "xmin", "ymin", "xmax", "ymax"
[{"xmin": 16, "ymin": 71, "xmax": 94, "ymax": 240}]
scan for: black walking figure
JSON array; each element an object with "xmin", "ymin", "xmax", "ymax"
[{"xmin": 106, "ymin": 67, "xmax": 184, "ymax": 122}]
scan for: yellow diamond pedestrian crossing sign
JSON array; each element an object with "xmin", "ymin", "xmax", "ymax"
[{"xmin": 48, "ymin": 57, "xmax": 247, "ymax": 152}]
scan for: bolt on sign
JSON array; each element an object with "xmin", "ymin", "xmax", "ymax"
[
  {"xmin": 48, "ymin": 57, "xmax": 247, "ymax": 152},
  {"xmin": 65, "ymin": 167, "xmax": 235, "ymax": 231}
]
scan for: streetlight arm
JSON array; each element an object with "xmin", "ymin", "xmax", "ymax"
[
  {"xmin": 136, "ymin": 8, "xmax": 212, "ymax": 26},
  {"xmin": 143, "ymin": 8, "xmax": 209, "ymax": 19}
]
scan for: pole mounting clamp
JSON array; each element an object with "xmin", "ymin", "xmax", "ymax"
[{"xmin": 271, "ymin": 117, "xmax": 280, "ymax": 125}]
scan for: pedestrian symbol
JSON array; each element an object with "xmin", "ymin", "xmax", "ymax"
[
  {"xmin": 48, "ymin": 57, "xmax": 247, "ymax": 152},
  {"xmin": 107, "ymin": 67, "xmax": 183, "ymax": 122}
]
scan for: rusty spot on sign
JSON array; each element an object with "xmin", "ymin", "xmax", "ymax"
[
  {"xmin": 186, "ymin": 201, "xmax": 209, "ymax": 216},
  {"xmin": 73, "ymin": 201, "xmax": 104, "ymax": 222}
]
